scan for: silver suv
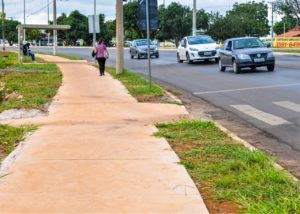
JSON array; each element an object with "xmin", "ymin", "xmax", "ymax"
[{"xmin": 130, "ymin": 39, "xmax": 159, "ymax": 59}]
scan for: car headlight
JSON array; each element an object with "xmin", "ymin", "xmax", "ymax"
[
  {"xmin": 189, "ymin": 48, "xmax": 198, "ymax": 52},
  {"xmin": 238, "ymin": 54, "xmax": 251, "ymax": 60},
  {"xmin": 267, "ymin": 52, "xmax": 275, "ymax": 58}
]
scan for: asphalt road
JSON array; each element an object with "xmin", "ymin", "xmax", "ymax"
[{"xmin": 10, "ymin": 46, "xmax": 300, "ymax": 176}]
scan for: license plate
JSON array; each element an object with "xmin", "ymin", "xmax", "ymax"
[
  {"xmin": 204, "ymin": 52, "xmax": 212, "ymax": 56},
  {"xmin": 254, "ymin": 58, "xmax": 265, "ymax": 63}
]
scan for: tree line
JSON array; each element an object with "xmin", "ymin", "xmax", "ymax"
[{"xmin": 0, "ymin": 0, "xmax": 299, "ymax": 46}]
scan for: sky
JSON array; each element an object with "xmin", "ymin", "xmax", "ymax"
[{"xmin": 3, "ymin": 0, "xmax": 278, "ymax": 24}]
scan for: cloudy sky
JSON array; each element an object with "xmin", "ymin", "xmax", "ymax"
[{"xmin": 4, "ymin": 0, "xmax": 278, "ymax": 24}]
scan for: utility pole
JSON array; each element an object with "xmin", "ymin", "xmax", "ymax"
[
  {"xmin": 1, "ymin": 0, "xmax": 5, "ymax": 51},
  {"xmin": 271, "ymin": 2, "xmax": 274, "ymax": 40},
  {"xmin": 47, "ymin": 0, "xmax": 49, "ymax": 23},
  {"xmin": 93, "ymin": 0, "xmax": 96, "ymax": 47},
  {"xmin": 53, "ymin": 0, "xmax": 57, "ymax": 55},
  {"xmin": 192, "ymin": 0, "xmax": 196, "ymax": 36},
  {"xmin": 116, "ymin": 0, "xmax": 124, "ymax": 74},
  {"xmin": 146, "ymin": 0, "xmax": 152, "ymax": 88},
  {"xmin": 23, "ymin": 0, "xmax": 26, "ymax": 41}
]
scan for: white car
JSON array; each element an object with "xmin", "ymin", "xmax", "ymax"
[{"xmin": 177, "ymin": 36, "xmax": 220, "ymax": 64}]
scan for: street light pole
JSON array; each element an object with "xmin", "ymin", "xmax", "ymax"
[
  {"xmin": 116, "ymin": 0, "xmax": 124, "ymax": 74},
  {"xmin": 146, "ymin": 0, "xmax": 152, "ymax": 88},
  {"xmin": 53, "ymin": 0, "xmax": 57, "ymax": 55},
  {"xmin": 23, "ymin": 0, "xmax": 26, "ymax": 41},
  {"xmin": 192, "ymin": 0, "xmax": 196, "ymax": 36},
  {"xmin": 1, "ymin": 0, "xmax": 5, "ymax": 51},
  {"xmin": 93, "ymin": 0, "xmax": 96, "ymax": 47}
]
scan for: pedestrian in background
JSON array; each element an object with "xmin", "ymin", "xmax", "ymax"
[
  {"xmin": 94, "ymin": 38, "xmax": 109, "ymax": 76},
  {"xmin": 23, "ymin": 42, "xmax": 36, "ymax": 62}
]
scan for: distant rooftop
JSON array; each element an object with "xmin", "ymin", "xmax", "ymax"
[{"xmin": 277, "ymin": 26, "xmax": 300, "ymax": 37}]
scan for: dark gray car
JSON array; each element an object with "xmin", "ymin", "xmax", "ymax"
[
  {"xmin": 130, "ymin": 39, "xmax": 159, "ymax": 59},
  {"xmin": 219, "ymin": 37, "xmax": 275, "ymax": 74}
]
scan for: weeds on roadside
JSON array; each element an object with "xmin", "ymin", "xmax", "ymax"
[{"xmin": 155, "ymin": 120, "xmax": 300, "ymax": 213}]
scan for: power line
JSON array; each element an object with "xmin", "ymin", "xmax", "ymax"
[{"xmin": 27, "ymin": 0, "xmax": 53, "ymax": 18}]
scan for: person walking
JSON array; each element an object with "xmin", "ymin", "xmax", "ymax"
[{"xmin": 94, "ymin": 38, "xmax": 109, "ymax": 76}]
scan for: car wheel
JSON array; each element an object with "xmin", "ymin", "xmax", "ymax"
[
  {"xmin": 177, "ymin": 53, "xmax": 183, "ymax": 63},
  {"xmin": 219, "ymin": 59, "xmax": 226, "ymax": 72},
  {"xmin": 186, "ymin": 52, "xmax": 193, "ymax": 64},
  {"xmin": 267, "ymin": 64, "xmax": 275, "ymax": 72},
  {"xmin": 233, "ymin": 60, "xmax": 241, "ymax": 74},
  {"xmin": 131, "ymin": 54, "xmax": 134, "ymax": 59}
]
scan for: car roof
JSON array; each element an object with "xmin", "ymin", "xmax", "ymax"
[
  {"xmin": 227, "ymin": 37, "xmax": 258, "ymax": 41},
  {"xmin": 186, "ymin": 35, "xmax": 211, "ymax": 38}
]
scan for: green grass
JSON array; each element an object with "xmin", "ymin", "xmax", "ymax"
[
  {"xmin": 38, "ymin": 52, "xmax": 83, "ymax": 60},
  {"xmin": 0, "ymin": 52, "xmax": 44, "ymax": 69},
  {"xmin": 273, "ymin": 49, "xmax": 300, "ymax": 54},
  {"xmin": 106, "ymin": 67, "xmax": 165, "ymax": 102},
  {"xmin": 0, "ymin": 52, "xmax": 62, "ymax": 113},
  {"xmin": 0, "ymin": 70, "xmax": 62, "ymax": 112},
  {"xmin": 0, "ymin": 124, "xmax": 36, "ymax": 159},
  {"xmin": 155, "ymin": 120, "xmax": 300, "ymax": 214}
]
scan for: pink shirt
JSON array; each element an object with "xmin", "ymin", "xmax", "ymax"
[{"xmin": 95, "ymin": 44, "xmax": 107, "ymax": 58}]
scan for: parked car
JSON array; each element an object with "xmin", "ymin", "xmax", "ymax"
[
  {"xmin": 218, "ymin": 37, "xmax": 275, "ymax": 74},
  {"xmin": 130, "ymin": 39, "xmax": 159, "ymax": 59},
  {"xmin": 177, "ymin": 35, "xmax": 220, "ymax": 64},
  {"xmin": 124, "ymin": 41, "xmax": 132, "ymax": 47}
]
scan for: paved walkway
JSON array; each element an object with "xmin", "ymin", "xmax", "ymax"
[{"xmin": 0, "ymin": 55, "xmax": 209, "ymax": 213}]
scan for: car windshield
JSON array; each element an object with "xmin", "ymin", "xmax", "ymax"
[
  {"xmin": 136, "ymin": 40, "xmax": 154, "ymax": 46},
  {"xmin": 187, "ymin": 36, "xmax": 215, "ymax": 45},
  {"xmin": 233, "ymin": 38, "xmax": 265, "ymax": 49}
]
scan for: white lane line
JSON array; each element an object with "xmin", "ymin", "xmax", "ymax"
[
  {"xmin": 231, "ymin": 105, "xmax": 290, "ymax": 126},
  {"xmin": 274, "ymin": 101, "xmax": 300, "ymax": 113},
  {"xmin": 194, "ymin": 83, "xmax": 300, "ymax": 95}
]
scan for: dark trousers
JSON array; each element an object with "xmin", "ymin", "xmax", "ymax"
[
  {"xmin": 97, "ymin": 57, "xmax": 106, "ymax": 75},
  {"xmin": 27, "ymin": 50, "xmax": 35, "ymax": 61}
]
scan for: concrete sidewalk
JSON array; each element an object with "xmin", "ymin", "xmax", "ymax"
[{"xmin": 0, "ymin": 55, "xmax": 209, "ymax": 213}]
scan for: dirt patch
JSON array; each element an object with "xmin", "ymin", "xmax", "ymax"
[
  {"xmin": 200, "ymin": 189, "xmax": 240, "ymax": 214},
  {"xmin": 0, "ymin": 109, "xmax": 46, "ymax": 121}
]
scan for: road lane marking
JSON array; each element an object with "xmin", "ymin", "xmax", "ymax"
[
  {"xmin": 194, "ymin": 83, "xmax": 300, "ymax": 95},
  {"xmin": 274, "ymin": 101, "xmax": 300, "ymax": 113},
  {"xmin": 231, "ymin": 105, "xmax": 290, "ymax": 126}
]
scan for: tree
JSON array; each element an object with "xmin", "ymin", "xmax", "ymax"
[
  {"xmin": 207, "ymin": 2, "xmax": 270, "ymax": 40},
  {"xmin": 274, "ymin": 16, "xmax": 298, "ymax": 35},
  {"xmin": 157, "ymin": 3, "xmax": 192, "ymax": 44},
  {"xmin": 26, "ymin": 29, "xmax": 43, "ymax": 42},
  {"xmin": 0, "ymin": 19, "xmax": 20, "ymax": 45},
  {"xmin": 124, "ymin": 0, "xmax": 144, "ymax": 40},
  {"xmin": 275, "ymin": 0, "xmax": 300, "ymax": 25}
]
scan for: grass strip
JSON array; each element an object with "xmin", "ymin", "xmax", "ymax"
[
  {"xmin": 0, "ymin": 52, "xmax": 44, "ymax": 69},
  {"xmin": 0, "ymin": 70, "xmax": 62, "ymax": 113},
  {"xmin": 0, "ymin": 124, "xmax": 36, "ymax": 159},
  {"xmin": 273, "ymin": 49, "xmax": 300, "ymax": 54},
  {"xmin": 106, "ymin": 66, "xmax": 165, "ymax": 102},
  {"xmin": 38, "ymin": 52, "xmax": 83, "ymax": 60},
  {"xmin": 155, "ymin": 120, "xmax": 300, "ymax": 214},
  {"xmin": 0, "ymin": 52, "xmax": 62, "ymax": 113}
]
